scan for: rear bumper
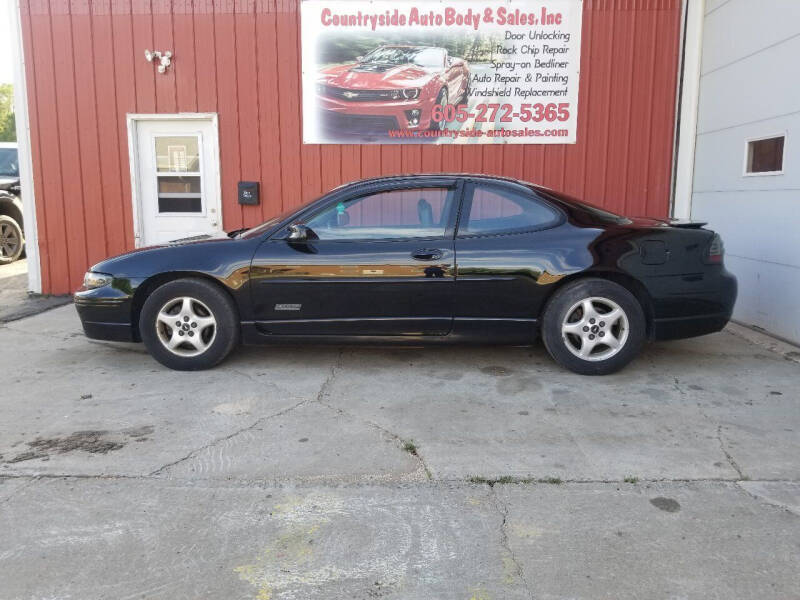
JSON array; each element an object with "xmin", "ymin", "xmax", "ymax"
[
  {"xmin": 74, "ymin": 284, "xmax": 137, "ymax": 342},
  {"xmin": 652, "ymin": 312, "xmax": 731, "ymax": 341},
  {"xmin": 649, "ymin": 268, "xmax": 737, "ymax": 341}
]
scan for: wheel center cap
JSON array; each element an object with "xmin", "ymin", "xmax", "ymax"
[{"xmin": 591, "ymin": 325, "xmax": 599, "ymax": 333}]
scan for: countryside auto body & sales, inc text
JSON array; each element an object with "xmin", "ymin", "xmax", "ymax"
[{"xmin": 301, "ymin": 0, "xmax": 584, "ymax": 144}]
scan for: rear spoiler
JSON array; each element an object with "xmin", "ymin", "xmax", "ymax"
[{"xmin": 666, "ymin": 219, "xmax": 707, "ymax": 229}]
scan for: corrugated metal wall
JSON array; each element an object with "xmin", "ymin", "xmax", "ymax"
[{"xmin": 20, "ymin": 0, "xmax": 683, "ymax": 295}]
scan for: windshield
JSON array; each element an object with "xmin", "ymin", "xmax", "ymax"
[
  {"xmin": 362, "ymin": 47, "xmax": 445, "ymax": 68},
  {"xmin": 0, "ymin": 148, "xmax": 19, "ymax": 178}
]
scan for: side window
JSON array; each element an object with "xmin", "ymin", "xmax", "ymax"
[
  {"xmin": 458, "ymin": 185, "xmax": 560, "ymax": 236},
  {"xmin": 305, "ymin": 187, "xmax": 452, "ymax": 240}
]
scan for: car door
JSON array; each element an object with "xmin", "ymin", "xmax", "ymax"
[
  {"xmin": 249, "ymin": 179, "xmax": 461, "ymax": 336},
  {"xmin": 453, "ymin": 180, "xmax": 567, "ymax": 334}
]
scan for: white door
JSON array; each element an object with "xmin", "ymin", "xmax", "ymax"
[{"xmin": 133, "ymin": 118, "xmax": 222, "ymax": 246}]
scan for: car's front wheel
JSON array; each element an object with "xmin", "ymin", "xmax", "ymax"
[
  {"xmin": 0, "ymin": 215, "xmax": 24, "ymax": 264},
  {"xmin": 139, "ymin": 278, "xmax": 239, "ymax": 370},
  {"xmin": 541, "ymin": 278, "xmax": 645, "ymax": 375}
]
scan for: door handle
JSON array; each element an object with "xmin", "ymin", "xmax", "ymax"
[{"xmin": 411, "ymin": 248, "xmax": 444, "ymax": 261}]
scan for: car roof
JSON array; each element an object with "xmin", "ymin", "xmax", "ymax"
[{"xmin": 337, "ymin": 173, "xmax": 550, "ymax": 192}]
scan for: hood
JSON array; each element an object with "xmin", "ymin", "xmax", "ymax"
[
  {"xmin": 136, "ymin": 230, "xmax": 232, "ymax": 251},
  {"xmin": 0, "ymin": 177, "xmax": 20, "ymax": 192},
  {"xmin": 91, "ymin": 231, "xmax": 233, "ymax": 271},
  {"xmin": 320, "ymin": 62, "xmax": 434, "ymax": 89},
  {"xmin": 165, "ymin": 231, "xmax": 233, "ymax": 245}
]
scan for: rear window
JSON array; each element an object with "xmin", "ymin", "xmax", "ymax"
[
  {"xmin": 458, "ymin": 184, "xmax": 561, "ymax": 236},
  {"xmin": 537, "ymin": 188, "xmax": 631, "ymax": 225}
]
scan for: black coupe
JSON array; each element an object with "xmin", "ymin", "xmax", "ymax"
[{"xmin": 75, "ymin": 175, "xmax": 737, "ymax": 375}]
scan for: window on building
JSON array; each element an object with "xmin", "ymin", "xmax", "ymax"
[
  {"xmin": 155, "ymin": 135, "xmax": 204, "ymax": 213},
  {"xmin": 746, "ymin": 135, "xmax": 785, "ymax": 175}
]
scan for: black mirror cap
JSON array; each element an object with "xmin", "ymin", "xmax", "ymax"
[{"xmin": 287, "ymin": 224, "xmax": 318, "ymax": 242}]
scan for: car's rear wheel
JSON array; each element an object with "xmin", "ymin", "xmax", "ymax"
[
  {"xmin": 139, "ymin": 278, "xmax": 239, "ymax": 370},
  {"xmin": 430, "ymin": 88, "xmax": 448, "ymax": 130},
  {"xmin": 0, "ymin": 215, "xmax": 24, "ymax": 264},
  {"xmin": 541, "ymin": 278, "xmax": 645, "ymax": 375}
]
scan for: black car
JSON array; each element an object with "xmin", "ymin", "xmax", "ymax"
[{"xmin": 75, "ymin": 174, "xmax": 737, "ymax": 375}]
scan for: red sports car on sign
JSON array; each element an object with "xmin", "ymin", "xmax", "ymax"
[{"xmin": 317, "ymin": 45, "xmax": 470, "ymax": 133}]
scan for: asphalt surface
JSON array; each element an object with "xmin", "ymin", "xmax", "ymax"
[
  {"xmin": 0, "ymin": 259, "xmax": 71, "ymax": 323},
  {"xmin": 1, "ymin": 305, "xmax": 799, "ymax": 599}
]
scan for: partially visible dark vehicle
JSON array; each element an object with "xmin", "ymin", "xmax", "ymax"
[
  {"xmin": 0, "ymin": 142, "xmax": 24, "ymax": 264},
  {"xmin": 75, "ymin": 174, "xmax": 737, "ymax": 375}
]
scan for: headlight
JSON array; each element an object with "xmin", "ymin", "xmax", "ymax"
[
  {"xmin": 388, "ymin": 89, "xmax": 420, "ymax": 100},
  {"xmin": 83, "ymin": 271, "xmax": 113, "ymax": 290}
]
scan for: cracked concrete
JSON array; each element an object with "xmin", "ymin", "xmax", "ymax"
[
  {"xmin": 490, "ymin": 486, "xmax": 534, "ymax": 600},
  {"xmin": 1, "ymin": 305, "xmax": 799, "ymax": 599}
]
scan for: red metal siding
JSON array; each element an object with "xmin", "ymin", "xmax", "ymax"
[{"xmin": 20, "ymin": 0, "xmax": 683, "ymax": 295}]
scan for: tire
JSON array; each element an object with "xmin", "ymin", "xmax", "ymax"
[
  {"xmin": 0, "ymin": 215, "xmax": 24, "ymax": 265},
  {"xmin": 460, "ymin": 77, "xmax": 471, "ymax": 104},
  {"xmin": 429, "ymin": 88, "xmax": 448, "ymax": 131},
  {"xmin": 139, "ymin": 278, "xmax": 240, "ymax": 371},
  {"xmin": 541, "ymin": 278, "xmax": 646, "ymax": 376}
]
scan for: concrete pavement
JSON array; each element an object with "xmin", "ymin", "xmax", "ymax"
[
  {"xmin": 1, "ymin": 305, "xmax": 799, "ymax": 599},
  {"xmin": 0, "ymin": 259, "xmax": 71, "ymax": 323}
]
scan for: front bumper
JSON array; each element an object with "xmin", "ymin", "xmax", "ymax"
[
  {"xmin": 74, "ymin": 283, "xmax": 137, "ymax": 342},
  {"xmin": 318, "ymin": 94, "xmax": 434, "ymax": 131}
]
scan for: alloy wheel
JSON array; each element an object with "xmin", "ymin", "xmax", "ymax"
[
  {"xmin": 561, "ymin": 296, "xmax": 629, "ymax": 361},
  {"xmin": 0, "ymin": 222, "xmax": 21, "ymax": 259},
  {"xmin": 155, "ymin": 296, "xmax": 217, "ymax": 357}
]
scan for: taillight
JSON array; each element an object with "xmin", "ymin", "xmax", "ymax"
[{"xmin": 705, "ymin": 233, "xmax": 724, "ymax": 264}]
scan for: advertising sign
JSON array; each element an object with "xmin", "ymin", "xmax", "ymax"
[{"xmin": 301, "ymin": 0, "xmax": 583, "ymax": 145}]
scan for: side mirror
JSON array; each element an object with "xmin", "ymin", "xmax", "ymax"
[
  {"xmin": 287, "ymin": 224, "xmax": 316, "ymax": 242},
  {"xmin": 355, "ymin": 56, "xmax": 364, "ymax": 62}
]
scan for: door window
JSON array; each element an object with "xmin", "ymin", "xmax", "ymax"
[
  {"xmin": 305, "ymin": 187, "xmax": 453, "ymax": 240},
  {"xmin": 458, "ymin": 184, "xmax": 560, "ymax": 236},
  {"xmin": 154, "ymin": 135, "xmax": 203, "ymax": 213}
]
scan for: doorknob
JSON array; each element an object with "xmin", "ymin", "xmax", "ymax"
[{"xmin": 411, "ymin": 248, "xmax": 443, "ymax": 261}]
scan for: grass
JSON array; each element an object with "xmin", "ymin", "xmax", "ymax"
[
  {"xmin": 540, "ymin": 476, "xmax": 563, "ymax": 485},
  {"xmin": 402, "ymin": 440, "xmax": 419, "ymax": 456},
  {"xmin": 623, "ymin": 476, "xmax": 639, "ymax": 484},
  {"xmin": 468, "ymin": 475, "xmax": 563, "ymax": 486}
]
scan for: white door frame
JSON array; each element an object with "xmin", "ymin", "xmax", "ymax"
[
  {"xmin": 9, "ymin": 0, "xmax": 41, "ymax": 293},
  {"xmin": 671, "ymin": 0, "xmax": 706, "ymax": 219},
  {"xmin": 126, "ymin": 113, "xmax": 222, "ymax": 247}
]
